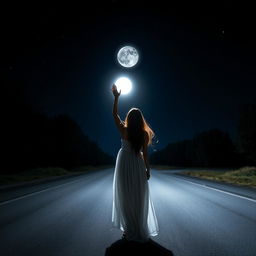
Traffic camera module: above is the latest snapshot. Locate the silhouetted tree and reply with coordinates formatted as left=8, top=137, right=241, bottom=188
left=150, top=129, right=239, bottom=168
left=50, top=114, right=114, bottom=169
left=193, top=129, right=238, bottom=167
left=236, top=103, right=256, bottom=165
left=1, top=77, right=114, bottom=174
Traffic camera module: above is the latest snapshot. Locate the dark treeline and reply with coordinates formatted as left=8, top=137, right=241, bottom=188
left=2, top=76, right=255, bottom=173
left=1, top=77, right=114, bottom=174
left=236, top=103, right=256, bottom=166
left=150, top=103, right=256, bottom=168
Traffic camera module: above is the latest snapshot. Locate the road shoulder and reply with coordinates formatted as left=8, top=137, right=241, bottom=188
left=169, top=172, right=256, bottom=201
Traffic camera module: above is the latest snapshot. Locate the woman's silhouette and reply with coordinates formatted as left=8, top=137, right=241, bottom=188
left=111, top=84, right=159, bottom=243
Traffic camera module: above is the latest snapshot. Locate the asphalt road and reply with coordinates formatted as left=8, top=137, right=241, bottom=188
left=0, top=168, right=256, bottom=256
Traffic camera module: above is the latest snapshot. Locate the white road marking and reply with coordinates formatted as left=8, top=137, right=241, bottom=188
left=1, top=171, right=255, bottom=206
left=173, top=175, right=256, bottom=203
left=0, top=179, right=83, bottom=206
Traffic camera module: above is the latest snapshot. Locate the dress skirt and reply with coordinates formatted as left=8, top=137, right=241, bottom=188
left=112, top=138, right=159, bottom=242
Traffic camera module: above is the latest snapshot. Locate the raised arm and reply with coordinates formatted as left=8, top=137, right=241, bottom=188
left=112, top=84, right=124, bottom=134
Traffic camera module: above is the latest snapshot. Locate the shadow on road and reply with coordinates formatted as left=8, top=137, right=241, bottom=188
left=105, top=238, right=174, bottom=256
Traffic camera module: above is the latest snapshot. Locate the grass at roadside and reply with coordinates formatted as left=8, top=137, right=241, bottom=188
left=182, top=166, right=256, bottom=188
left=151, top=165, right=188, bottom=170
left=0, top=165, right=114, bottom=186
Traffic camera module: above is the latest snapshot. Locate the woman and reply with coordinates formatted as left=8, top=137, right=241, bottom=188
left=111, top=84, right=159, bottom=243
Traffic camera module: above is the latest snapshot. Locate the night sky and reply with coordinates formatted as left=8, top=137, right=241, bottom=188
left=2, top=2, right=256, bottom=158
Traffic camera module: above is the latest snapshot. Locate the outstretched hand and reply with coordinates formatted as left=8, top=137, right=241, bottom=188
left=112, top=84, right=121, bottom=98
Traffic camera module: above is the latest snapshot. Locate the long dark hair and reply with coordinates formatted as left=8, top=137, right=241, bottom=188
left=124, top=108, right=154, bottom=155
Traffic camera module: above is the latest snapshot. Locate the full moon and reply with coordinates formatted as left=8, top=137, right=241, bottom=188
left=117, top=46, right=139, bottom=68
left=115, top=77, right=132, bottom=95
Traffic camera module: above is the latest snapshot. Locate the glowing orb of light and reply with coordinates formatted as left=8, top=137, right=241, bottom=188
left=115, top=77, right=132, bottom=95
left=117, top=46, right=139, bottom=68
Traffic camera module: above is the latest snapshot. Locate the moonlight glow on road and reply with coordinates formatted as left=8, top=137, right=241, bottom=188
left=115, top=77, right=132, bottom=95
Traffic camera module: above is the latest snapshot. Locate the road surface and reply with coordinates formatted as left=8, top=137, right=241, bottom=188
left=0, top=168, right=256, bottom=256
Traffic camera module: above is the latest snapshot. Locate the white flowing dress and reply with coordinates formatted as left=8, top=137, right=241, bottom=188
left=112, top=138, right=159, bottom=242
